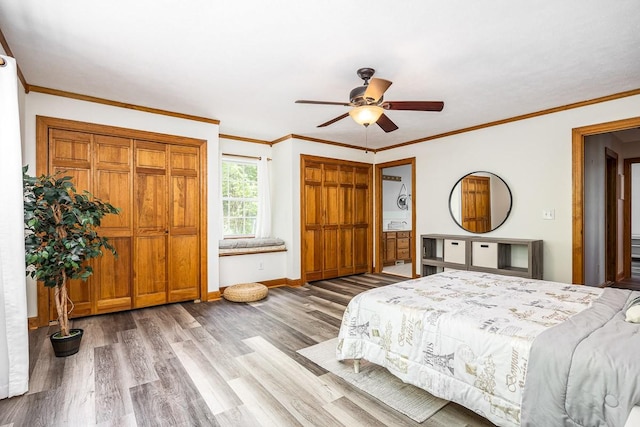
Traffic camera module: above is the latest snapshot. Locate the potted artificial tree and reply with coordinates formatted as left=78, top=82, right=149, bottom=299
left=23, top=167, right=119, bottom=357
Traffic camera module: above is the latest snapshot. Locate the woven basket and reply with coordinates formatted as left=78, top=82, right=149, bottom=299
left=223, top=282, right=268, bottom=302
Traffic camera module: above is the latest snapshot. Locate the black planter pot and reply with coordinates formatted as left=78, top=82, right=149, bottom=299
left=50, top=328, right=84, bottom=357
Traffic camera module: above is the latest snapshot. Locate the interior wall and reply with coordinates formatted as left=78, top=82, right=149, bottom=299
left=22, top=92, right=220, bottom=317
left=376, top=94, right=640, bottom=283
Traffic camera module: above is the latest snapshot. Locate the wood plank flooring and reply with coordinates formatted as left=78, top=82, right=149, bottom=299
left=0, top=274, right=494, bottom=427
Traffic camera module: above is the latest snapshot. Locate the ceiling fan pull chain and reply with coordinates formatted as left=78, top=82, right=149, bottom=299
left=365, top=126, right=369, bottom=154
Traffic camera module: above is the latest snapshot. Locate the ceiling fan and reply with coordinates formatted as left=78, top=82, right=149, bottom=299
left=295, top=67, right=444, bottom=133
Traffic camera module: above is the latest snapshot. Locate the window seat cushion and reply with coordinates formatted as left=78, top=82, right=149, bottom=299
left=219, top=238, right=286, bottom=256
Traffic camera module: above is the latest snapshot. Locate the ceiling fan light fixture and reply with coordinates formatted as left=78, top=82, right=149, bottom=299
left=349, top=105, right=384, bottom=127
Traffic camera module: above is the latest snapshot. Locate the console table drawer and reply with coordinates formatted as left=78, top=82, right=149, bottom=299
left=444, top=239, right=466, bottom=264
left=472, top=241, right=498, bottom=268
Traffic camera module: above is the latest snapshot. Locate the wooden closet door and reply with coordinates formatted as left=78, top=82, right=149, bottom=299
left=301, top=156, right=372, bottom=283
left=302, top=161, right=324, bottom=282
left=48, top=129, right=93, bottom=318
left=93, top=135, right=133, bottom=314
left=353, top=166, right=370, bottom=273
left=134, top=141, right=168, bottom=308
left=36, top=117, right=207, bottom=326
left=338, top=166, right=355, bottom=276
left=167, top=145, right=200, bottom=302
left=323, top=164, right=340, bottom=278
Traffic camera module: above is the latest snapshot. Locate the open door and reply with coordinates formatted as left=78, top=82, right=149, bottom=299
left=605, top=148, right=618, bottom=285
left=623, top=158, right=640, bottom=282
left=571, top=116, right=640, bottom=285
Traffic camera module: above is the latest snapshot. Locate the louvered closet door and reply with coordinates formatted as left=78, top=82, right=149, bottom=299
left=134, top=141, right=169, bottom=308
left=167, top=145, right=200, bottom=302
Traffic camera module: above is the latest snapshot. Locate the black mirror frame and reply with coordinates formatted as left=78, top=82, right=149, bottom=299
left=448, top=171, right=513, bottom=234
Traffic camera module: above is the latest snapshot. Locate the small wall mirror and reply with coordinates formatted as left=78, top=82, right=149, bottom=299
left=449, top=171, right=512, bottom=233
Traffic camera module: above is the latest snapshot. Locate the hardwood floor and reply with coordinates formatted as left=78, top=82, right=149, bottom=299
left=0, top=274, right=494, bottom=427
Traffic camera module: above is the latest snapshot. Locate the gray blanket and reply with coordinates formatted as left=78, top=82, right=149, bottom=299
left=521, top=288, right=640, bottom=427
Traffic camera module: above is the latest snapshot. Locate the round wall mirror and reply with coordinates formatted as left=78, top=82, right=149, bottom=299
left=449, top=171, right=512, bottom=233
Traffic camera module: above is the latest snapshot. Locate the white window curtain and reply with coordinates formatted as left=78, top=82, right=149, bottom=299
left=0, top=55, right=29, bottom=399
left=254, top=157, right=272, bottom=238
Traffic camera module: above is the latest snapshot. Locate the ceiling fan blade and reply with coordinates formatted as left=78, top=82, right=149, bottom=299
left=363, top=78, right=392, bottom=102
left=382, top=101, right=444, bottom=111
left=296, top=100, right=351, bottom=106
left=318, top=112, right=350, bottom=128
left=376, top=113, right=399, bottom=133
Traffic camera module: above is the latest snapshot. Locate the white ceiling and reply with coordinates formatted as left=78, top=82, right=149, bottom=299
left=1, top=1, right=639, bottom=150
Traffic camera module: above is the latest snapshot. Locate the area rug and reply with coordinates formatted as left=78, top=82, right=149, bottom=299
left=297, top=338, right=449, bottom=423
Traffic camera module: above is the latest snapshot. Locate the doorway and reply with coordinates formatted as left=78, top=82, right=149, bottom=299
left=572, top=116, right=640, bottom=285
left=375, top=158, right=416, bottom=278
left=623, top=158, right=640, bottom=285
left=605, top=148, right=618, bottom=285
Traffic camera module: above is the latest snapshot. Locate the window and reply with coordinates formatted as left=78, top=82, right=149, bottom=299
left=221, top=159, right=258, bottom=237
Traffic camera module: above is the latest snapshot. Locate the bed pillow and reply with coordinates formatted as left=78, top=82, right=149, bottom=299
left=625, top=296, right=640, bottom=323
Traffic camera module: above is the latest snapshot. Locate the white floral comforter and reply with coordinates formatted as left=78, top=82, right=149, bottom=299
left=336, top=270, right=603, bottom=427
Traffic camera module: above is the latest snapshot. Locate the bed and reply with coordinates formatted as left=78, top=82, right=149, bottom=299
left=336, top=270, right=640, bottom=427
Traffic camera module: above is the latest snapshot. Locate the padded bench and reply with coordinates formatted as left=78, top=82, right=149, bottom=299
left=219, top=237, right=286, bottom=256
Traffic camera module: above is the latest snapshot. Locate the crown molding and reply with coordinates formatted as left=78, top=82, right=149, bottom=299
left=219, top=133, right=272, bottom=145
left=376, top=87, right=640, bottom=152
left=270, top=133, right=377, bottom=152
left=29, top=85, right=219, bottom=125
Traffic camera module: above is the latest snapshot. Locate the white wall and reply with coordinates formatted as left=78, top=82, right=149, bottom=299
left=376, top=94, right=640, bottom=283
left=23, top=92, right=220, bottom=316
